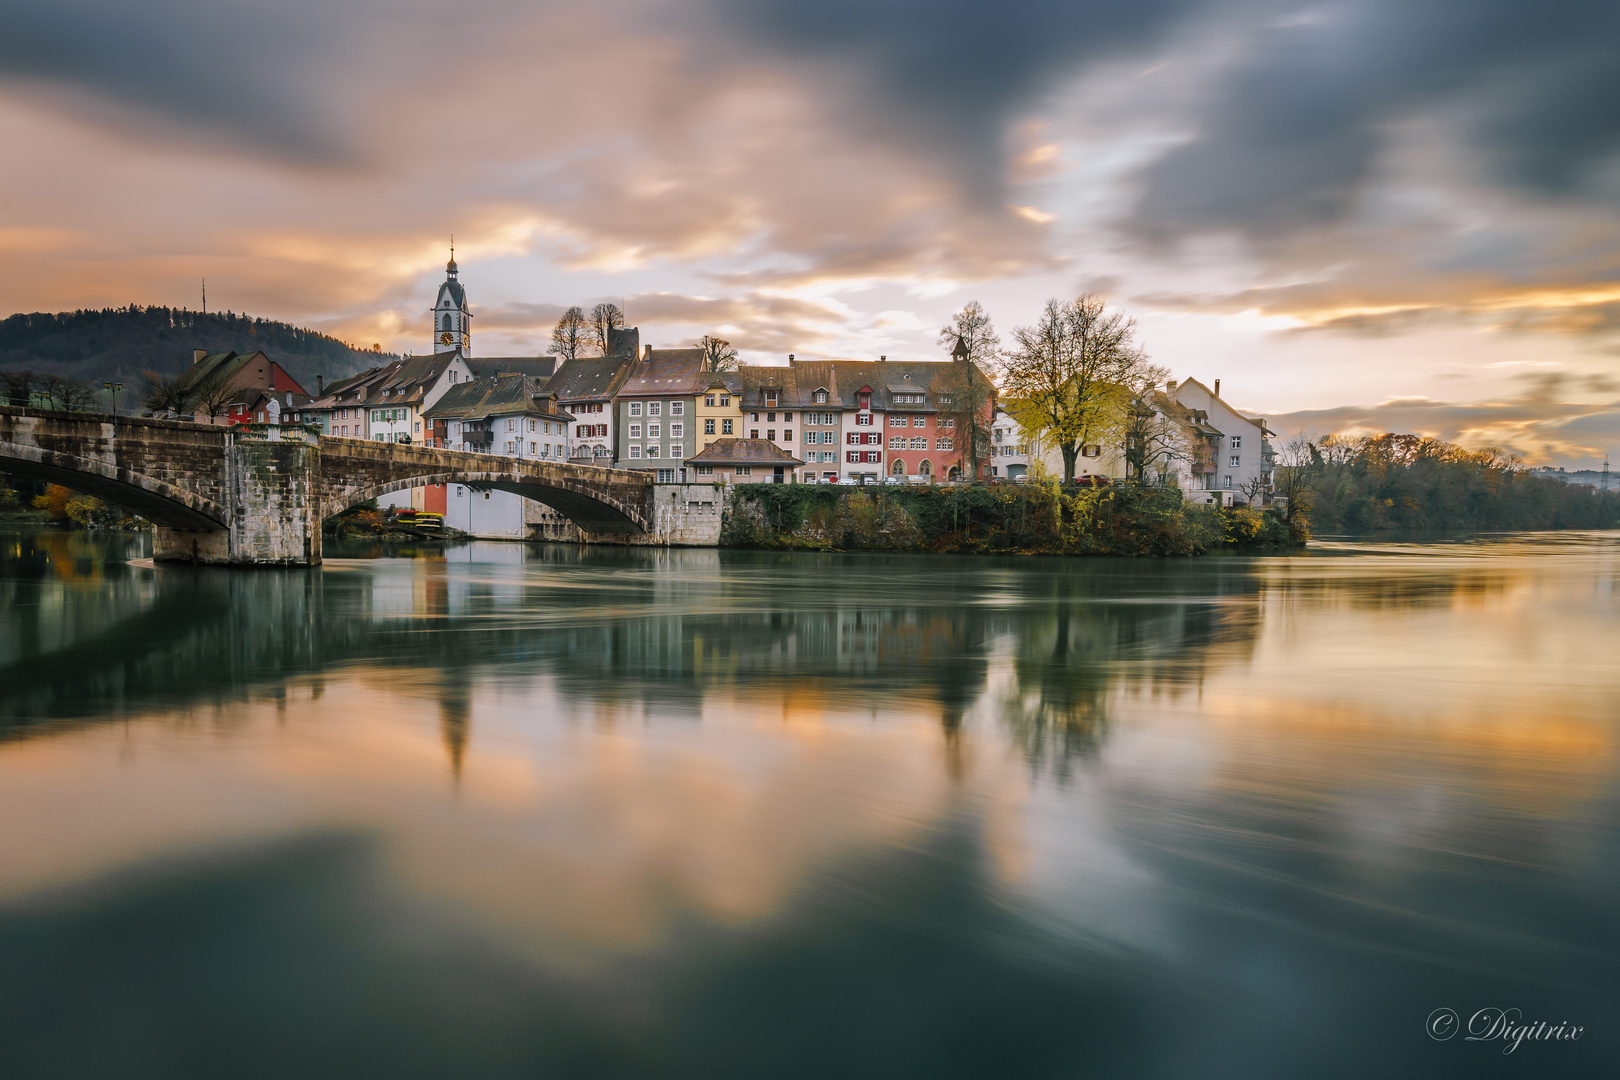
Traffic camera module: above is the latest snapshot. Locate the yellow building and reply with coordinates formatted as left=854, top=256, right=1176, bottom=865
left=695, top=377, right=741, bottom=453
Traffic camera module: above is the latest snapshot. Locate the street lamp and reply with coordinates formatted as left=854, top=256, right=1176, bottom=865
left=103, top=381, right=123, bottom=415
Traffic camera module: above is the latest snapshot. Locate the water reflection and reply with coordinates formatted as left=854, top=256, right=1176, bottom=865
left=0, top=529, right=1616, bottom=1079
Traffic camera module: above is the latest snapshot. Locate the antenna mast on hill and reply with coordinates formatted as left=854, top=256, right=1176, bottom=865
left=202, top=278, right=207, bottom=316
left=1603, top=453, right=1611, bottom=493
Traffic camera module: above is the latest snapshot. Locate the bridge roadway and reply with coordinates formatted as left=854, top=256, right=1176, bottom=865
left=0, top=406, right=655, bottom=565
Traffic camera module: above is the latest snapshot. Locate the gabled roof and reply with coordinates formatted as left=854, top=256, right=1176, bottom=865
left=422, top=375, right=574, bottom=423
left=618, top=348, right=707, bottom=397
left=465, top=356, right=555, bottom=380
left=1171, top=378, right=1267, bottom=432
left=685, top=438, right=804, bottom=466
left=435, top=278, right=467, bottom=310
left=304, top=363, right=398, bottom=409
left=546, top=352, right=638, bottom=401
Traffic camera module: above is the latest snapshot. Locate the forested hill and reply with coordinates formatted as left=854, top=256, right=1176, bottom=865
left=0, top=306, right=395, bottom=392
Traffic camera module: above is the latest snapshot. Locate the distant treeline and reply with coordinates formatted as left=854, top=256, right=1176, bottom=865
left=1279, top=433, right=1619, bottom=533
left=0, top=305, right=392, bottom=394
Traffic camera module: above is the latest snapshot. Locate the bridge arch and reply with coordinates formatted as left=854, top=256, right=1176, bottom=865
left=0, top=442, right=229, bottom=530
left=323, top=470, right=650, bottom=535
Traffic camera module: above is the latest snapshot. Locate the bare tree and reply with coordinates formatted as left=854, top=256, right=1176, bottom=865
left=195, top=378, right=238, bottom=421
left=699, top=335, right=739, bottom=372
left=1117, top=368, right=1185, bottom=482
left=59, top=379, right=98, bottom=412
left=933, top=353, right=997, bottom=482
left=588, top=302, right=624, bottom=356
left=1271, top=432, right=1318, bottom=523
left=1, top=369, right=33, bottom=407
left=141, top=369, right=193, bottom=416
left=1001, top=294, right=1150, bottom=482
left=551, top=306, right=588, bottom=363
left=39, top=374, right=69, bottom=409
left=936, top=300, right=1002, bottom=376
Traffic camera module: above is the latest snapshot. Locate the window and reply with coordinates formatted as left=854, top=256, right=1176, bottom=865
left=938, top=418, right=955, bottom=429
left=813, top=390, right=828, bottom=404
left=529, top=441, right=537, bottom=454
left=890, top=415, right=907, bottom=427
left=856, top=413, right=873, bottom=426
left=1230, top=455, right=1241, bottom=467
left=784, top=429, right=792, bottom=442
left=505, top=441, right=514, bottom=453
left=646, top=445, right=660, bottom=458
left=766, top=430, right=775, bottom=441
left=722, top=419, right=733, bottom=434
left=442, top=314, right=452, bottom=331
left=1082, top=445, right=1101, bottom=458
left=629, top=424, right=642, bottom=439
left=1224, top=475, right=1233, bottom=488
left=705, top=418, right=715, bottom=434
left=719, top=396, right=729, bottom=407
left=750, top=429, right=759, bottom=439
left=892, top=459, right=905, bottom=476
left=705, top=395, right=716, bottom=407
left=937, top=437, right=953, bottom=450
left=751, top=412, right=759, bottom=422
left=909, top=437, right=926, bottom=450
left=670, top=422, right=683, bottom=438
left=630, top=445, right=642, bottom=458
left=670, top=443, right=683, bottom=458
left=919, top=460, right=932, bottom=478
left=765, top=392, right=779, bottom=407
left=648, top=424, right=661, bottom=439
left=629, top=402, right=642, bottom=416
left=846, top=450, right=860, bottom=463
left=735, top=466, right=752, bottom=477
left=670, top=401, right=683, bottom=416
left=695, top=465, right=713, bottom=475
left=1230, top=436, right=1242, bottom=449
left=648, top=401, right=661, bottom=416
left=656, top=468, right=676, bottom=483
left=847, top=432, right=859, bottom=444
left=858, top=393, right=871, bottom=409
left=782, top=412, right=792, bottom=422
left=766, top=412, right=776, bottom=423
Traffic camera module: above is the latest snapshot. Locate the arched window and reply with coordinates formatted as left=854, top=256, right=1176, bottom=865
left=919, top=460, right=932, bottom=478
left=441, top=313, right=452, bottom=332
left=891, top=459, right=905, bottom=476
left=948, top=465, right=962, bottom=481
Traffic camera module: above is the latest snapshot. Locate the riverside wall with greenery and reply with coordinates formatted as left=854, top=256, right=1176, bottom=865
left=720, top=482, right=1300, bottom=556
left=1280, top=434, right=1619, bottom=533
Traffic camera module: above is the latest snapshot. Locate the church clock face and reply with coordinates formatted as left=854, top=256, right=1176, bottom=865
left=439, top=332, right=453, bottom=346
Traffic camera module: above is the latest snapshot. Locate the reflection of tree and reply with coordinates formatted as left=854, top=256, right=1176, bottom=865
left=438, top=675, right=470, bottom=782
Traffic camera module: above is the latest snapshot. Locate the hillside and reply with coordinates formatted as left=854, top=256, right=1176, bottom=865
left=0, top=306, right=395, bottom=395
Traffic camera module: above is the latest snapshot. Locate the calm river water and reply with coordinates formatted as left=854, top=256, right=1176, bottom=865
left=0, top=528, right=1616, bottom=1079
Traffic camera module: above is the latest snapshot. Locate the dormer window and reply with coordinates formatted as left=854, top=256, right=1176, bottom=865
left=858, top=392, right=871, bottom=410
left=765, top=390, right=779, bottom=408
left=813, top=389, right=828, bottom=404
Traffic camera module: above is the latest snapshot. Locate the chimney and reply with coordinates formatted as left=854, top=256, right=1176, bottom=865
left=1214, top=379, right=1221, bottom=398
left=1165, top=379, right=1177, bottom=392
left=880, top=355, right=886, bottom=362
left=193, top=349, right=206, bottom=365
left=316, top=375, right=324, bottom=397
left=788, top=353, right=795, bottom=362
left=643, top=344, right=651, bottom=359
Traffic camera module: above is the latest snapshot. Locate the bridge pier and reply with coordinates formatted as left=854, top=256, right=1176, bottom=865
left=155, top=430, right=323, bottom=567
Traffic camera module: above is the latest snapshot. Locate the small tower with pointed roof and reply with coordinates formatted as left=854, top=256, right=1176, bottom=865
left=432, top=242, right=471, bottom=354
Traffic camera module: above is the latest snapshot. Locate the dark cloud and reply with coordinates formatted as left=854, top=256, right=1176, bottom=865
left=715, top=0, right=1197, bottom=199
left=0, top=0, right=379, bottom=159
left=1131, top=0, right=1620, bottom=240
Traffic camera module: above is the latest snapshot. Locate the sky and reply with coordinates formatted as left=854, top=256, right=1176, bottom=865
left=2, top=0, right=1618, bottom=466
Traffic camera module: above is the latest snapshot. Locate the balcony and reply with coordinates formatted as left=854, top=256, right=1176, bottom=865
left=461, top=429, right=493, bottom=449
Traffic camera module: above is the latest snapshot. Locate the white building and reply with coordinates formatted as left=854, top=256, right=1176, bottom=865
left=1161, top=378, right=1275, bottom=505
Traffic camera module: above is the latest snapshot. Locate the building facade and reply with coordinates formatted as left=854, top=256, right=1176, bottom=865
left=616, top=347, right=706, bottom=482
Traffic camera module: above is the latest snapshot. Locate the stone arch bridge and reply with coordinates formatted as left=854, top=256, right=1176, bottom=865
left=0, top=407, right=654, bottom=565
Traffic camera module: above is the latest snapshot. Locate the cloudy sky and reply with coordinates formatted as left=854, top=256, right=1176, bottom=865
left=4, top=0, right=1619, bottom=464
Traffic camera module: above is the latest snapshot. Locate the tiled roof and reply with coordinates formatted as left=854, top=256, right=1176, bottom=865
left=619, top=348, right=707, bottom=396
left=465, top=356, right=555, bottom=379
left=422, top=375, right=574, bottom=422
left=547, top=353, right=637, bottom=400
left=685, top=438, right=804, bottom=466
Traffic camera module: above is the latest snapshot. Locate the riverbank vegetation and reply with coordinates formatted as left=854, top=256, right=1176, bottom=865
left=721, top=482, right=1298, bottom=556
left=1275, top=433, right=1619, bottom=533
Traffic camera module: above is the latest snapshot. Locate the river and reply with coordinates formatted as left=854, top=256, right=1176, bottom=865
left=0, top=528, right=1615, bottom=1079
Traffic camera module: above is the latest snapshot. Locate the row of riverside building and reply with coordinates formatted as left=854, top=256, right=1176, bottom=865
left=249, top=257, right=1274, bottom=535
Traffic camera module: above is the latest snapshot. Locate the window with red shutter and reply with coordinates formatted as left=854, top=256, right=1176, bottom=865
left=846, top=450, right=859, bottom=463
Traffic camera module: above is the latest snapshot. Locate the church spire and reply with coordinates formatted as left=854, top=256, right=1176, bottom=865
left=433, top=239, right=470, bottom=354
left=447, top=236, right=457, bottom=277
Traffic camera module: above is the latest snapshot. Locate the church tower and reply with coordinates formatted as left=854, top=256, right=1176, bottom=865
left=433, top=245, right=471, bottom=354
